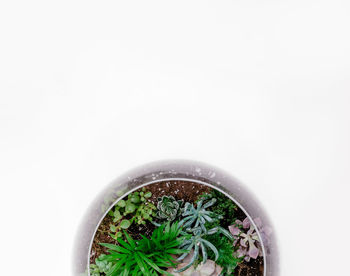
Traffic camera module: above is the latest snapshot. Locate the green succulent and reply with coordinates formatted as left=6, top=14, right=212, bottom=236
left=89, top=254, right=113, bottom=276
left=108, top=188, right=156, bottom=239
left=179, top=198, right=221, bottom=232
left=197, top=190, right=238, bottom=228
left=195, top=191, right=242, bottom=274
left=176, top=226, right=233, bottom=273
left=156, top=195, right=184, bottom=221
left=175, top=197, right=234, bottom=273
left=204, top=231, right=242, bottom=275
left=99, top=222, right=188, bottom=276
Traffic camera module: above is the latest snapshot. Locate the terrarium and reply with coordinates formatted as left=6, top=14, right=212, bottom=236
left=73, top=160, right=278, bottom=276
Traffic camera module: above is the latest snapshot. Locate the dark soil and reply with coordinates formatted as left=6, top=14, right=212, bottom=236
left=234, top=257, right=264, bottom=276
left=127, top=220, right=156, bottom=240
left=90, top=215, right=115, bottom=264
left=146, top=180, right=211, bottom=206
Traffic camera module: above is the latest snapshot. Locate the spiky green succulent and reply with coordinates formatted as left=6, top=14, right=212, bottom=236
left=176, top=198, right=234, bottom=273
left=176, top=226, right=233, bottom=273
left=156, top=195, right=184, bottom=221
left=179, top=198, right=221, bottom=232
left=99, top=222, right=188, bottom=276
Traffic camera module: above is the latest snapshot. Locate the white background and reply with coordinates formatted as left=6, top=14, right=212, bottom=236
left=0, top=0, right=349, bottom=275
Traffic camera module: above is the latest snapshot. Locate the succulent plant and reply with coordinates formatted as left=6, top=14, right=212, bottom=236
left=179, top=198, right=221, bottom=232
left=108, top=188, right=156, bottom=239
left=251, top=217, right=272, bottom=252
left=204, top=230, right=241, bottom=275
left=157, top=195, right=184, bottom=221
left=175, top=198, right=234, bottom=272
left=89, top=254, right=113, bottom=276
left=228, top=217, right=263, bottom=262
left=195, top=260, right=223, bottom=276
left=99, top=222, right=188, bottom=276
left=177, top=226, right=233, bottom=272
left=165, top=257, right=223, bottom=276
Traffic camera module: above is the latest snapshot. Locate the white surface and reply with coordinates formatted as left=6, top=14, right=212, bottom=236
left=0, top=0, right=349, bottom=275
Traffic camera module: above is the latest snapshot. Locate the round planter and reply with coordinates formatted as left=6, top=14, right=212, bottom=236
left=73, top=160, right=279, bottom=276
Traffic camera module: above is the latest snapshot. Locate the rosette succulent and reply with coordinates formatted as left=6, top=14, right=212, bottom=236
left=179, top=198, right=221, bottom=232
left=157, top=195, right=184, bottom=221
left=228, top=217, right=263, bottom=262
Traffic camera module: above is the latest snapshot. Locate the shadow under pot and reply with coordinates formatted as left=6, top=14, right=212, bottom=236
left=73, top=160, right=279, bottom=276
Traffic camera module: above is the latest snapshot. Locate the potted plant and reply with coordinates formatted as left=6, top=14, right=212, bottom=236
left=74, top=160, right=278, bottom=276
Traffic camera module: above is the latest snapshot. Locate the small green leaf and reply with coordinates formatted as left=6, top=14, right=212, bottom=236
left=120, top=219, right=131, bottom=229
left=110, top=224, right=117, bottom=232
left=131, top=195, right=140, bottom=203
left=125, top=202, right=136, bottom=213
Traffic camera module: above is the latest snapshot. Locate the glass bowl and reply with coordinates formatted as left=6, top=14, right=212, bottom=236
left=73, top=160, right=279, bottom=276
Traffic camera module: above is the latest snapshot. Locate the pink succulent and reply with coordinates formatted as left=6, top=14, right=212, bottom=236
left=228, top=217, right=265, bottom=262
